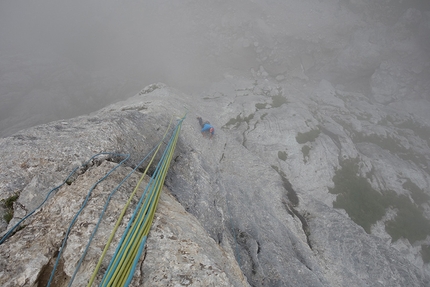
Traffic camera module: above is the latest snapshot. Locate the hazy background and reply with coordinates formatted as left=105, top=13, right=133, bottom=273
left=1, top=0, right=429, bottom=137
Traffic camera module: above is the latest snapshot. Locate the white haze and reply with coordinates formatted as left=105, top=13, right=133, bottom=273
left=0, top=0, right=429, bottom=137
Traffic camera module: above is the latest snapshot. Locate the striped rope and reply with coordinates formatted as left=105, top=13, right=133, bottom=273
left=99, top=115, right=185, bottom=287
left=67, top=138, right=166, bottom=287
left=0, top=114, right=185, bottom=287
left=85, top=117, right=175, bottom=287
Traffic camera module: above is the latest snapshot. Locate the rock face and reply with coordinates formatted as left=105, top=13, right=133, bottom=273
left=0, top=86, right=250, bottom=287
left=1, top=1, right=430, bottom=287
left=0, top=161, right=247, bottom=287
left=1, top=78, right=430, bottom=286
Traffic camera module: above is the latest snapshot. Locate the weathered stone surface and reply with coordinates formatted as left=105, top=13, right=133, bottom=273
left=308, top=199, right=426, bottom=287
left=0, top=157, right=248, bottom=287
left=1, top=1, right=430, bottom=287
left=1, top=80, right=429, bottom=286
left=141, top=186, right=249, bottom=287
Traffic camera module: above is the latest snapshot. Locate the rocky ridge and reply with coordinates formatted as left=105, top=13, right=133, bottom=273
left=1, top=1, right=430, bottom=286
left=0, top=78, right=429, bottom=286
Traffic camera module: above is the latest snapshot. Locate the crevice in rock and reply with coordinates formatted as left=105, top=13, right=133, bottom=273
left=271, top=165, right=299, bottom=206
left=282, top=198, right=312, bottom=250
left=241, top=113, right=255, bottom=148
left=36, top=251, right=70, bottom=287
left=242, top=127, right=249, bottom=147
left=318, top=125, right=342, bottom=151
left=66, top=164, right=89, bottom=185
left=138, top=247, right=147, bottom=285
left=219, top=143, right=227, bottom=163
left=141, top=245, right=148, bottom=263
left=173, top=154, right=180, bottom=162
left=222, top=112, right=255, bottom=148
left=66, top=156, right=106, bottom=185
left=235, top=229, right=261, bottom=279
left=217, top=232, right=223, bottom=244
left=219, top=152, right=225, bottom=163
left=291, top=207, right=312, bottom=250
left=281, top=197, right=294, bottom=217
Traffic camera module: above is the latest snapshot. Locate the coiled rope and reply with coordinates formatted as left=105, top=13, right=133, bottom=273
left=98, top=115, right=185, bottom=287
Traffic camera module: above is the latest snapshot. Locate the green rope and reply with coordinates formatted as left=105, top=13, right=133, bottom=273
left=86, top=117, right=175, bottom=287
left=68, top=141, right=163, bottom=287
left=99, top=115, right=185, bottom=287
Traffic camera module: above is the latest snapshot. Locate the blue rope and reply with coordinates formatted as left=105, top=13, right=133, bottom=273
left=47, top=152, right=130, bottom=287
left=123, top=117, right=184, bottom=287
left=1, top=116, right=187, bottom=286
left=124, top=236, right=147, bottom=286
left=0, top=152, right=111, bottom=245
left=99, top=120, right=181, bottom=286
left=100, top=122, right=176, bottom=286
left=67, top=143, right=162, bottom=287
left=99, top=150, right=166, bottom=286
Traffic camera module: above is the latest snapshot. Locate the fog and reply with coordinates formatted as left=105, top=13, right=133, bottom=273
left=0, top=1, right=230, bottom=92
left=1, top=0, right=429, bottom=137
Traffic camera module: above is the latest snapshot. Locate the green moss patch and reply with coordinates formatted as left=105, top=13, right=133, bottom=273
left=271, top=94, right=288, bottom=108
left=3, top=211, right=13, bottom=223
left=278, top=151, right=287, bottom=161
left=396, top=118, right=430, bottom=146
left=1, top=194, right=19, bottom=223
left=422, top=244, right=430, bottom=264
left=223, top=113, right=255, bottom=129
left=330, top=158, right=430, bottom=247
left=255, top=103, right=268, bottom=110
left=353, top=133, right=404, bottom=154
left=385, top=194, right=430, bottom=243
left=255, top=94, right=287, bottom=110
left=261, top=113, right=268, bottom=120
left=402, top=179, right=430, bottom=204
left=301, top=145, right=311, bottom=163
left=296, top=129, right=320, bottom=144
left=224, top=115, right=242, bottom=128
left=329, top=158, right=387, bottom=233
left=352, top=132, right=428, bottom=172
left=3, top=194, right=19, bottom=209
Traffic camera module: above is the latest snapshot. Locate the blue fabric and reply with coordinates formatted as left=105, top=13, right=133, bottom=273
left=201, top=123, right=214, bottom=134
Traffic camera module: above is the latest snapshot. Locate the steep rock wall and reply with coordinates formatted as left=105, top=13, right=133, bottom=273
left=1, top=82, right=429, bottom=286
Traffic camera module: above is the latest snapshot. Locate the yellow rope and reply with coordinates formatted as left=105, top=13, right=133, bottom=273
left=86, top=117, right=174, bottom=287
left=100, top=115, right=183, bottom=286
left=105, top=118, right=182, bottom=286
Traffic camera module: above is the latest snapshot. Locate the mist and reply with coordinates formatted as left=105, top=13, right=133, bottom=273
left=1, top=0, right=429, bottom=137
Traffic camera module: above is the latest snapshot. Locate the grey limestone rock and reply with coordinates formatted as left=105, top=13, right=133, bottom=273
left=1, top=81, right=429, bottom=286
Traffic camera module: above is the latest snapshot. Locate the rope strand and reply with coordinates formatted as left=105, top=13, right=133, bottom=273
left=100, top=115, right=185, bottom=287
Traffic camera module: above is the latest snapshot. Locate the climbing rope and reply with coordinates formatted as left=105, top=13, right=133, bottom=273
left=85, top=117, right=174, bottom=287
left=99, top=115, right=185, bottom=287
left=0, top=152, right=127, bottom=246
left=46, top=153, right=130, bottom=287
left=0, top=114, right=186, bottom=287
left=67, top=140, right=163, bottom=287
